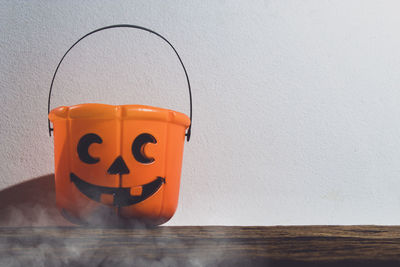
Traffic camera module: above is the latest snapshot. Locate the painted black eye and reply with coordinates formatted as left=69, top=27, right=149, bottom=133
left=132, top=133, right=157, bottom=164
left=77, top=133, right=102, bottom=164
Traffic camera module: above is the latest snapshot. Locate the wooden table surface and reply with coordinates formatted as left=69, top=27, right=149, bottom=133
left=1, top=226, right=400, bottom=266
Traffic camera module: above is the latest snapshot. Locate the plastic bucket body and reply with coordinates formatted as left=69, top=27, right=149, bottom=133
left=49, top=103, right=190, bottom=225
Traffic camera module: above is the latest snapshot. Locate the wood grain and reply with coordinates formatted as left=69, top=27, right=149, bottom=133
left=1, top=226, right=400, bottom=266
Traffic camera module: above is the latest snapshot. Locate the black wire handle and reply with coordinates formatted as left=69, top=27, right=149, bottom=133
left=48, top=24, right=192, bottom=141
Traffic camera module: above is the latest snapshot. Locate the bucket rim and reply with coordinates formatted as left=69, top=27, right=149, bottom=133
left=49, top=103, right=190, bottom=128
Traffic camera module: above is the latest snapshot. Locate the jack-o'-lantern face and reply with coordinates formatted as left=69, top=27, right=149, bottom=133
left=71, top=133, right=164, bottom=207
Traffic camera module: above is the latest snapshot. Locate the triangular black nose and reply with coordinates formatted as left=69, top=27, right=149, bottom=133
left=107, top=156, right=130, bottom=175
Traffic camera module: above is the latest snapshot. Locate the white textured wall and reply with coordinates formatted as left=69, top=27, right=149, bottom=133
left=2, top=0, right=400, bottom=225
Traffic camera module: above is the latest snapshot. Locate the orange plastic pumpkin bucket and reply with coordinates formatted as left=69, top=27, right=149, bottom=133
left=47, top=25, right=192, bottom=226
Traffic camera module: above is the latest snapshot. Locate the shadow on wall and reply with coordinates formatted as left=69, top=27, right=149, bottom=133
left=0, top=174, right=74, bottom=227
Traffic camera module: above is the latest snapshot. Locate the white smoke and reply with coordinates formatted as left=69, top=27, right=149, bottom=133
left=0, top=175, right=247, bottom=267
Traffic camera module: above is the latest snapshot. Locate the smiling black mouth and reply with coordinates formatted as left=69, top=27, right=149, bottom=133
left=70, top=173, right=165, bottom=207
